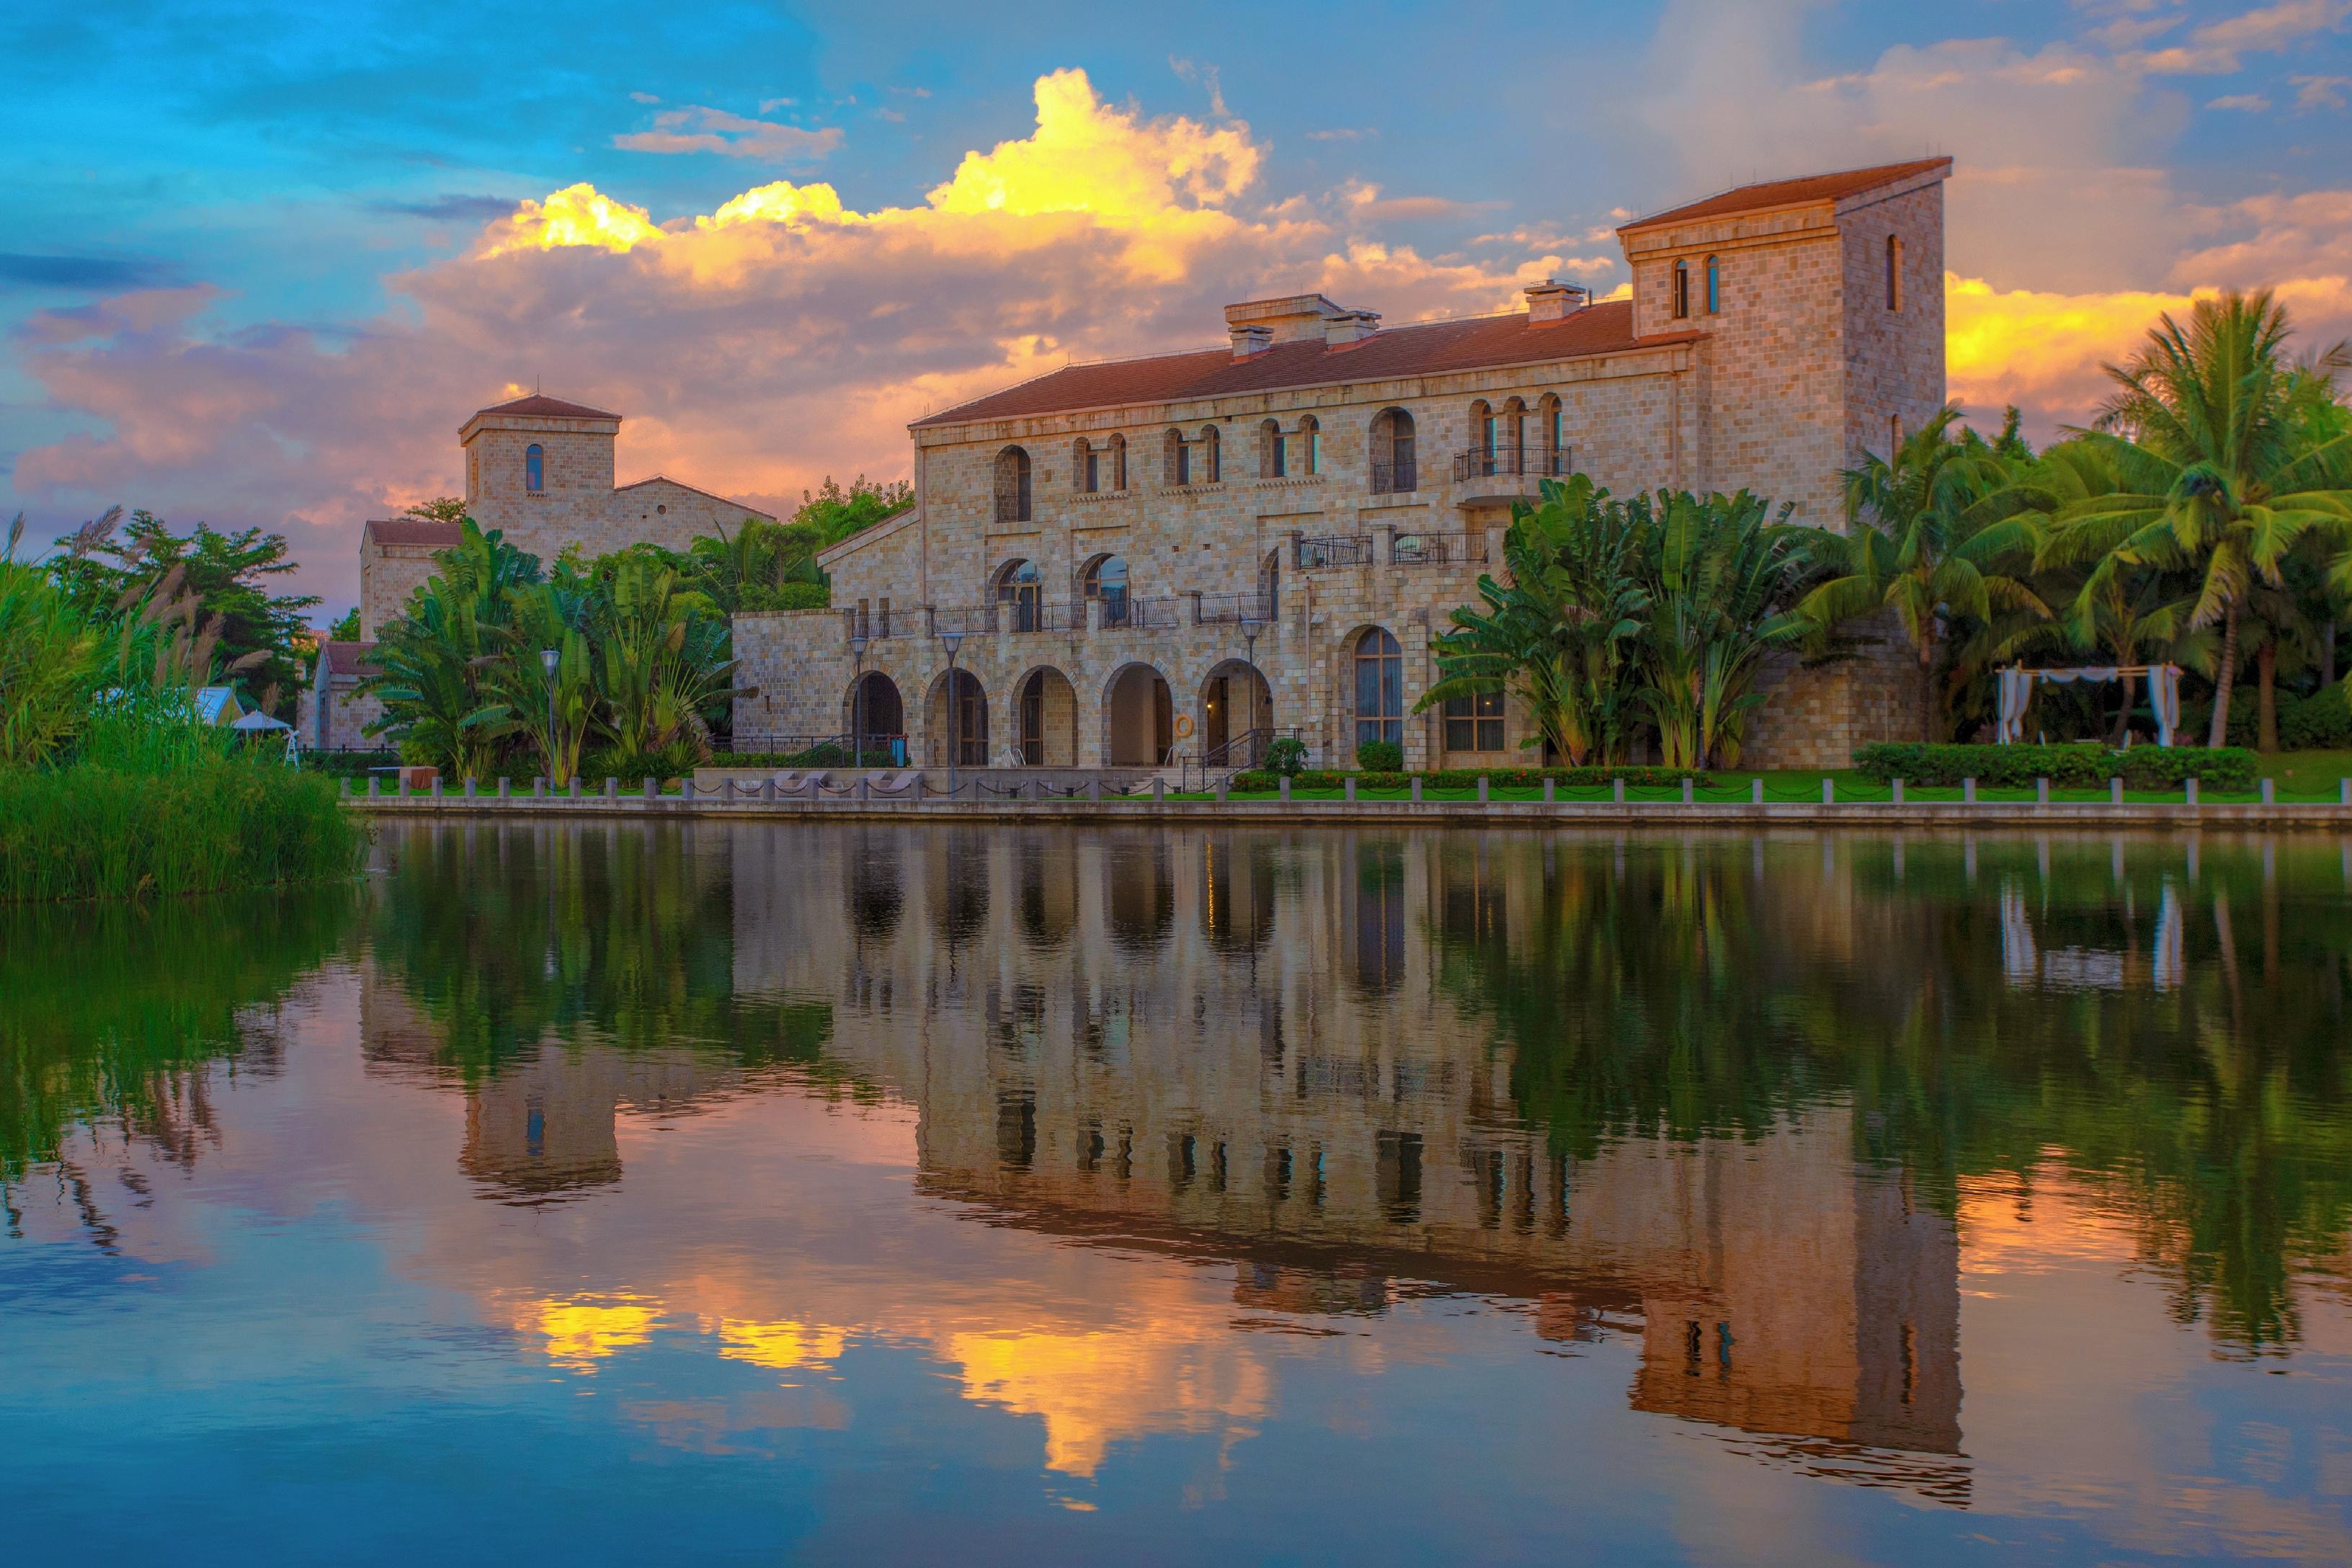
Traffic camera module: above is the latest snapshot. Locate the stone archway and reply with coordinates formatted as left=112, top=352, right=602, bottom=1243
left=1102, top=662, right=1175, bottom=767
left=1014, top=666, right=1078, bottom=767
left=1198, top=659, right=1275, bottom=767
left=925, top=668, right=989, bottom=767
left=847, top=671, right=905, bottom=765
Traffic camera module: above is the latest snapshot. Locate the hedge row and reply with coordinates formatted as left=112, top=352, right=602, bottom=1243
left=1229, top=765, right=1708, bottom=792
left=2191, top=683, right=2352, bottom=751
left=1852, top=742, right=2259, bottom=792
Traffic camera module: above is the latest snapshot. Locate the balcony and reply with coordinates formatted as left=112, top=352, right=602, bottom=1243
left=1294, top=533, right=1375, bottom=569
left=1369, top=458, right=1418, bottom=494
left=1389, top=531, right=1491, bottom=567
left=1451, top=444, right=1573, bottom=484
left=843, top=605, right=907, bottom=643
left=1193, top=589, right=1278, bottom=625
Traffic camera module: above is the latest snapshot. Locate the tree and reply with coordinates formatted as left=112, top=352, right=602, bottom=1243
left=1796, top=406, right=2046, bottom=741
left=327, top=607, right=361, bottom=642
left=402, top=497, right=471, bottom=525
left=48, top=509, right=320, bottom=718
left=690, top=478, right=912, bottom=615
left=1637, top=489, right=1814, bottom=767
left=359, top=522, right=541, bottom=780
left=2039, top=290, right=2352, bottom=747
left=1420, top=476, right=1649, bottom=766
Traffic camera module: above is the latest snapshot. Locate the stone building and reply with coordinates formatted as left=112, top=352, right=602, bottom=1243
left=300, top=391, right=774, bottom=749
left=734, top=159, right=1944, bottom=772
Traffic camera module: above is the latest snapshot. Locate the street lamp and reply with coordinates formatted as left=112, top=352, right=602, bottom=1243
left=540, top=647, right=560, bottom=787
left=850, top=639, right=872, bottom=760
left=1241, top=625, right=1260, bottom=765
left=937, top=629, right=963, bottom=799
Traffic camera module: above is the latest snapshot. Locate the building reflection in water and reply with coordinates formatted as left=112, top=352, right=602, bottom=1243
left=348, top=820, right=2352, bottom=1502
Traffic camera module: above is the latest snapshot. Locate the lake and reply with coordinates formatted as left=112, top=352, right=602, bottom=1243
left=4, top=821, right=2350, bottom=1564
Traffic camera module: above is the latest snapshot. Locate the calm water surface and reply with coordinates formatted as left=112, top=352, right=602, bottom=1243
left=4, top=821, right=2351, bottom=1564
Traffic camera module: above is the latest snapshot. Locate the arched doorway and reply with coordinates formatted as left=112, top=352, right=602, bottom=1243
left=847, top=671, right=904, bottom=765
left=1015, top=667, right=1077, bottom=767
left=1198, top=659, right=1274, bottom=767
left=1104, top=663, right=1174, bottom=767
left=927, top=669, right=989, bottom=767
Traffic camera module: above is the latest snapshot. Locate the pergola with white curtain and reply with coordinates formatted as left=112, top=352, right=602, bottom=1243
left=1995, top=664, right=2182, bottom=747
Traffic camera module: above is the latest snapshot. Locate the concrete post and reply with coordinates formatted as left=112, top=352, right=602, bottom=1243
left=1822, top=778, right=1835, bottom=805
left=1680, top=778, right=1692, bottom=806
left=533, top=778, right=545, bottom=798
left=340, top=776, right=351, bottom=797
left=1153, top=778, right=1164, bottom=803
left=1280, top=777, right=1292, bottom=801
left=1751, top=778, right=1763, bottom=805
left=1892, top=778, right=1904, bottom=805
left=1613, top=778, right=1625, bottom=804
left=605, top=777, right=618, bottom=802
left=2110, top=777, right=2124, bottom=804
left=1089, top=778, right=1101, bottom=803
left=643, top=776, right=657, bottom=802
left=1543, top=779, right=1554, bottom=803
left=462, top=778, right=475, bottom=800
left=570, top=778, right=581, bottom=800
left=682, top=779, right=695, bottom=804
left=2261, top=778, right=2275, bottom=804
left=1963, top=778, right=1976, bottom=803
left=1347, top=778, right=1358, bottom=801
left=2036, top=778, right=2049, bottom=803
left=762, top=778, right=775, bottom=803
left=1216, top=781, right=1227, bottom=803
left=1410, top=778, right=1423, bottom=802
left=859, top=776, right=871, bottom=801
left=367, top=776, right=379, bottom=798
left=2341, top=778, right=2351, bottom=806
left=1478, top=778, right=1489, bottom=803
left=396, top=773, right=407, bottom=798
left=498, top=777, right=509, bottom=800
left=2186, top=778, right=2199, bottom=806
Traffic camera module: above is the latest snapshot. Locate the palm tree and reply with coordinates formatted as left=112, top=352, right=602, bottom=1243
left=2038, top=290, right=2352, bottom=747
left=360, top=521, right=540, bottom=779
left=1420, top=476, right=1648, bottom=765
left=1795, top=406, right=2046, bottom=741
left=1636, top=489, right=1813, bottom=767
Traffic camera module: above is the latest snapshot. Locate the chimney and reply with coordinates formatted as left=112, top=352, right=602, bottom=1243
left=1524, top=280, right=1590, bottom=324
left=1322, top=308, right=1381, bottom=347
left=1229, top=323, right=1273, bottom=360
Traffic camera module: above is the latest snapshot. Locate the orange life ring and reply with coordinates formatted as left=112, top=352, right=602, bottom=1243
left=1172, top=713, right=1195, bottom=739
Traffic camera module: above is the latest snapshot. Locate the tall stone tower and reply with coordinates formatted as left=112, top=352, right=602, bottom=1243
left=1616, top=158, right=1949, bottom=530
left=458, top=393, right=625, bottom=558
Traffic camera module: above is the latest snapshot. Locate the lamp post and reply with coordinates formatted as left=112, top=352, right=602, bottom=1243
left=938, top=629, right=963, bottom=799
left=1241, top=625, right=1260, bottom=765
left=540, top=647, right=560, bottom=787
left=848, top=633, right=869, bottom=767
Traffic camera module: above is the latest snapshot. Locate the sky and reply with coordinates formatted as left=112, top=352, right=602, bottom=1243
left=4, top=0, right=2351, bottom=622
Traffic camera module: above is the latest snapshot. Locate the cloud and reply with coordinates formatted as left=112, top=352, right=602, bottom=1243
left=2132, top=0, right=2349, bottom=74
left=2291, top=72, right=2352, bottom=107
left=0, top=253, right=182, bottom=291
left=613, top=105, right=843, bottom=162
left=12, top=68, right=1549, bottom=607
left=628, top=91, right=660, bottom=104
left=1342, top=184, right=1502, bottom=222
left=2206, top=92, right=2273, bottom=110
left=1306, top=128, right=1376, bottom=142
left=367, top=194, right=524, bottom=222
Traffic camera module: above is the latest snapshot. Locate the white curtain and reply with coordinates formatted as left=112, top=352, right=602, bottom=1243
left=2150, top=664, right=2180, bottom=747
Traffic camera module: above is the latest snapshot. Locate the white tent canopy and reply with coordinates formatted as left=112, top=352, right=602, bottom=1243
left=1995, top=664, right=2180, bottom=747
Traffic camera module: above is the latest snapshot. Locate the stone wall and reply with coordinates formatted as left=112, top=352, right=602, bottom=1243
left=360, top=540, right=445, bottom=641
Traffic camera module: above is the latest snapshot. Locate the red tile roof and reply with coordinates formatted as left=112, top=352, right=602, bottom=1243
left=321, top=640, right=378, bottom=677
left=1619, top=159, right=1952, bottom=233
left=473, top=393, right=623, bottom=421
left=362, top=518, right=464, bottom=548
left=912, top=300, right=1690, bottom=429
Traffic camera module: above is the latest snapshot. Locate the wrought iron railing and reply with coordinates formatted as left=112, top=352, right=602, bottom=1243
left=1295, top=533, right=1375, bottom=569
left=928, top=604, right=997, bottom=637
left=1194, top=589, right=1278, bottom=625
left=1370, top=458, right=1419, bottom=494
left=1452, top=445, right=1572, bottom=482
left=844, top=605, right=905, bottom=642
left=1389, top=531, right=1491, bottom=566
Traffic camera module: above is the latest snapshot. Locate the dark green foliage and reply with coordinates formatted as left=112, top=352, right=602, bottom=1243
left=1853, top=740, right=2259, bottom=790
left=0, top=751, right=366, bottom=901
left=1264, top=736, right=1308, bottom=778
left=579, top=736, right=706, bottom=785
left=2192, top=682, right=2352, bottom=750
left=1353, top=739, right=1404, bottom=772
left=326, top=607, right=361, bottom=642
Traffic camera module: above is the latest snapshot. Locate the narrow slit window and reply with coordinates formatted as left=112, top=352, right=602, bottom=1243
left=525, top=443, right=544, bottom=493
left=1886, top=235, right=1902, bottom=311
left=1672, top=259, right=1690, bottom=320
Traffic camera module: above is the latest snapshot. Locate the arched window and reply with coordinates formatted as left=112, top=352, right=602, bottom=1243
left=1074, top=437, right=1096, bottom=494
left=1353, top=627, right=1403, bottom=751
left=1371, top=408, right=1416, bottom=493
left=1108, top=432, right=1127, bottom=491
left=1260, top=418, right=1285, bottom=478
left=1165, top=427, right=1188, bottom=486
left=1705, top=255, right=1721, bottom=314
left=1538, top=393, right=1564, bottom=477
left=995, top=558, right=1041, bottom=632
left=1886, top=235, right=1902, bottom=311
left=1198, top=424, right=1221, bottom=484
left=1502, top=398, right=1527, bottom=475
left=1671, top=260, right=1690, bottom=320
left=1082, top=553, right=1130, bottom=627
left=1298, top=415, right=1321, bottom=475
left=994, top=446, right=1032, bottom=523
left=524, top=443, right=545, bottom=494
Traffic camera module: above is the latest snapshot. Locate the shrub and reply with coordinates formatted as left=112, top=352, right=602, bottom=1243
left=1852, top=741, right=2258, bottom=792
left=580, top=736, right=706, bottom=786
left=0, top=753, right=366, bottom=902
left=1264, top=736, right=1308, bottom=778
left=1353, top=739, right=1404, bottom=772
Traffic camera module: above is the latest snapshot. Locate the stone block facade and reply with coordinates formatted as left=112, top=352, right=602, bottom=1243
left=729, top=159, right=1952, bottom=773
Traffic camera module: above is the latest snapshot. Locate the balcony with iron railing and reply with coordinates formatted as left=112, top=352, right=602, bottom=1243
left=1389, top=530, right=1491, bottom=567
left=1193, top=589, right=1278, bottom=625
left=1294, top=533, right=1375, bottom=569
left=1369, top=458, right=1418, bottom=494
left=1451, top=444, right=1573, bottom=484
left=843, top=605, right=908, bottom=642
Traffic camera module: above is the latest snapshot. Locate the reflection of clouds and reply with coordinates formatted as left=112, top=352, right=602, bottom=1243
left=526, top=1293, right=663, bottom=1371
left=717, top=1318, right=849, bottom=1376
left=947, top=1322, right=1270, bottom=1478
